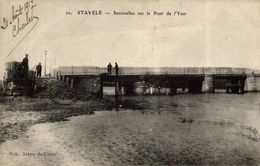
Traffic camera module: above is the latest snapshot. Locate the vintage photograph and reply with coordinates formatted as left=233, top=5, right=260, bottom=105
left=0, top=0, right=260, bottom=165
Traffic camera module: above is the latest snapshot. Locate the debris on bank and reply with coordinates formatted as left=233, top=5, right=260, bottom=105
left=36, top=80, right=92, bottom=101
left=36, top=79, right=116, bottom=109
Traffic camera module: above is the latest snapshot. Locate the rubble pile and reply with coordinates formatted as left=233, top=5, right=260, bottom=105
left=35, top=78, right=57, bottom=93
left=37, top=80, right=92, bottom=100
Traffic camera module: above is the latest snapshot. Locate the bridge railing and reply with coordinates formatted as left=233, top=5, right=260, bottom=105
left=58, top=66, right=102, bottom=75
left=56, top=66, right=253, bottom=76
left=114, top=67, right=250, bottom=75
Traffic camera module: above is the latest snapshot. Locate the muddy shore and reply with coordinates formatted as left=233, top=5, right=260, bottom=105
left=0, top=96, right=114, bottom=144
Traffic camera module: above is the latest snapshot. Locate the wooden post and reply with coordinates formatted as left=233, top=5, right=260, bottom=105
left=70, top=78, right=74, bottom=88
left=99, top=79, right=103, bottom=96
left=115, top=82, right=119, bottom=96
left=66, top=77, right=69, bottom=85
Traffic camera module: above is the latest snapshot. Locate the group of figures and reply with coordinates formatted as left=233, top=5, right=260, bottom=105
left=107, top=62, right=119, bottom=76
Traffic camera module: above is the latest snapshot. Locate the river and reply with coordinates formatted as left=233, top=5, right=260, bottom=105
left=0, top=93, right=260, bottom=165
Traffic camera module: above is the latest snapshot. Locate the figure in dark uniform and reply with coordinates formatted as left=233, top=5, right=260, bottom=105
left=21, top=54, right=29, bottom=77
left=115, top=62, right=119, bottom=76
left=107, top=63, right=112, bottom=75
left=36, top=62, right=42, bottom=77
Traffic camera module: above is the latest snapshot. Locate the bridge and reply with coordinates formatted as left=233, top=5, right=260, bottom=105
left=53, top=66, right=260, bottom=95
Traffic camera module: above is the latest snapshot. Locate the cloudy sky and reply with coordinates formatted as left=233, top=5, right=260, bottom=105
left=0, top=0, right=259, bottom=77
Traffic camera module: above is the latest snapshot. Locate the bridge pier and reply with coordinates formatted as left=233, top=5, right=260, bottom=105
left=245, top=75, right=257, bottom=92
left=202, top=75, right=214, bottom=93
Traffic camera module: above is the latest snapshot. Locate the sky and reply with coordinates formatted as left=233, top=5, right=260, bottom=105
left=0, top=0, right=259, bottom=77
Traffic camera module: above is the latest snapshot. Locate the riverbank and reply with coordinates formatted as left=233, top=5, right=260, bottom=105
left=0, top=79, right=142, bottom=144
left=0, top=96, right=113, bottom=144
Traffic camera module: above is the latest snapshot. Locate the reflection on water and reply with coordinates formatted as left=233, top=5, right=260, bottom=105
left=1, top=94, right=260, bottom=165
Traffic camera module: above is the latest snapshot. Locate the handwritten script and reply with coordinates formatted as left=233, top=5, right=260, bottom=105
left=1, top=0, right=39, bottom=58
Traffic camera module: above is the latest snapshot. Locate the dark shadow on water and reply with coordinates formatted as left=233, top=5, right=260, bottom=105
left=112, top=95, right=147, bottom=111
left=103, top=95, right=181, bottom=112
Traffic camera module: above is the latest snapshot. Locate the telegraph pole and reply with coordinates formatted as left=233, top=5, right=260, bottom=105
left=44, top=50, right=47, bottom=76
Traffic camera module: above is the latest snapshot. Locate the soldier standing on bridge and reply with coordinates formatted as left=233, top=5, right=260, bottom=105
left=115, top=62, right=119, bottom=76
left=107, top=63, right=112, bottom=75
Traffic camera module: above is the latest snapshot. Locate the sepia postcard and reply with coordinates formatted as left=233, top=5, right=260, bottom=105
left=0, top=0, right=260, bottom=165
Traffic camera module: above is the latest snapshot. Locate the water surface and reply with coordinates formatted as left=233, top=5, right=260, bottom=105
left=1, top=94, right=260, bottom=165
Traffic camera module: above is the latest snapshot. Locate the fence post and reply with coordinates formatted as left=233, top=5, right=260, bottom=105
left=70, top=78, right=74, bottom=88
